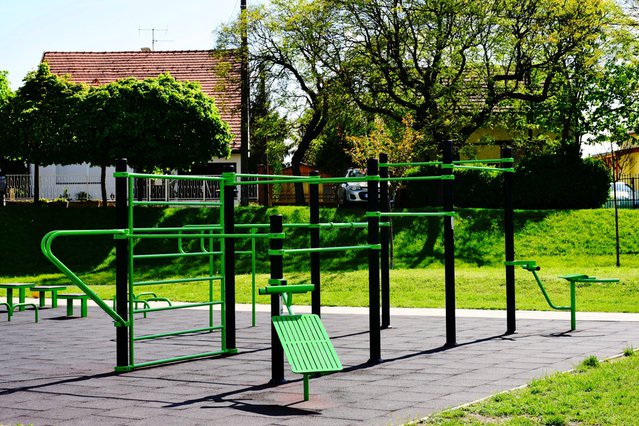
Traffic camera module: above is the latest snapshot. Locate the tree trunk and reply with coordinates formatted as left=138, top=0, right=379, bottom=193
left=100, top=165, right=108, bottom=208
left=291, top=160, right=305, bottom=205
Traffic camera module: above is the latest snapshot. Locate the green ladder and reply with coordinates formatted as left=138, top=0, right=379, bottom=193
left=260, top=282, right=342, bottom=400
left=507, top=260, right=619, bottom=330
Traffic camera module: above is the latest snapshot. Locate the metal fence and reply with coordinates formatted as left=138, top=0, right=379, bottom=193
left=605, top=175, right=639, bottom=209
left=5, top=174, right=259, bottom=204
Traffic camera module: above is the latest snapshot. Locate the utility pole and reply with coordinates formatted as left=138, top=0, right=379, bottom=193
left=240, top=0, right=250, bottom=206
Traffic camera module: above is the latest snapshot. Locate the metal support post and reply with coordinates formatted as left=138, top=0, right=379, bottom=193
left=223, top=166, right=237, bottom=351
left=442, top=141, right=456, bottom=347
left=115, top=159, right=129, bottom=370
left=309, top=171, right=321, bottom=316
left=367, top=158, right=382, bottom=363
left=503, top=147, right=516, bottom=334
left=270, top=214, right=285, bottom=383
left=379, top=153, right=391, bottom=329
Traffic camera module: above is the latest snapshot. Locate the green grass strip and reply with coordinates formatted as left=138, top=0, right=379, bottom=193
left=416, top=351, right=639, bottom=425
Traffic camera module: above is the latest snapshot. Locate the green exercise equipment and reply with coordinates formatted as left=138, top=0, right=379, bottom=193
left=507, top=260, right=619, bottom=330
left=259, top=280, right=342, bottom=401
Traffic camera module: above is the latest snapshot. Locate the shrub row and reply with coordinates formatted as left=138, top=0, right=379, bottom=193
left=398, top=153, right=610, bottom=210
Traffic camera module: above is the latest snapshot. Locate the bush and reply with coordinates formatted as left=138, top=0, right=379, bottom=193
left=513, top=154, right=609, bottom=209
left=395, top=165, right=441, bottom=208
left=397, top=153, right=610, bottom=210
left=397, top=166, right=503, bottom=208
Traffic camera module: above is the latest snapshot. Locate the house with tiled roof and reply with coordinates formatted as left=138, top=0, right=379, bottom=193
left=32, top=50, right=245, bottom=201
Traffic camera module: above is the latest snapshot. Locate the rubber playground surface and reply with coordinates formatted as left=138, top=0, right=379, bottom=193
left=2, top=302, right=639, bottom=425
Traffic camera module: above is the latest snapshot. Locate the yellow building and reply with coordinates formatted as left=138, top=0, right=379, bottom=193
left=594, top=147, right=639, bottom=178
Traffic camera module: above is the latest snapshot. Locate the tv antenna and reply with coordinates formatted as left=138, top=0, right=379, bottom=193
left=138, top=27, right=171, bottom=51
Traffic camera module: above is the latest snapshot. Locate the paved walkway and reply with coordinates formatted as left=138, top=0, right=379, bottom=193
left=2, top=302, right=639, bottom=425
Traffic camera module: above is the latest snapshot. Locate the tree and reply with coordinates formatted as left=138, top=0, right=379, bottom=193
left=0, top=71, right=14, bottom=170
left=248, top=67, right=289, bottom=174
left=346, top=115, right=421, bottom=173
left=1, top=63, right=86, bottom=203
left=327, top=0, right=621, bottom=154
left=78, top=73, right=233, bottom=205
left=218, top=0, right=345, bottom=204
left=0, top=70, right=11, bottom=102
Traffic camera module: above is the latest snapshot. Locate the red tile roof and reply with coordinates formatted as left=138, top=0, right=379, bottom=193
left=42, top=50, right=241, bottom=151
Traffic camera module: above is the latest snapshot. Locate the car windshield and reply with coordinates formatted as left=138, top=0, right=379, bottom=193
left=348, top=169, right=364, bottom=178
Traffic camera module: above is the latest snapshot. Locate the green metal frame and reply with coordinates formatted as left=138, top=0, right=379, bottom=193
left=507, top=260, right=619, bottom=330
left=41, top=172, right=241, bottom=371
left=125, top=172, right=233, bottom=369
left=39, top=160, right=490, bottom=373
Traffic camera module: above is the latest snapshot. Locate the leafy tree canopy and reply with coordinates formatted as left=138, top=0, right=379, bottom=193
left=1, top=63, right=87, bottom=165
left=0, top=70, right=12, bottom=103
left=328, top=0, right=623, bottom=153
left=79, top=73, right=232, bottom=172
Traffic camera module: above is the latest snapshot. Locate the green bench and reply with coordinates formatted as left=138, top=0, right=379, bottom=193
left=58, top=293, right=90, bottom=317
left=507, top=260, right=619, bottom=330
left=260, top=281, right=342, bottom=401
left=30, top=285, right=67, bottom=308
left=0, top=283, right=39, bottom=322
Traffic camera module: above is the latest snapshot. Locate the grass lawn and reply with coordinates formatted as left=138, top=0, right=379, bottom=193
left=416, top=350, right=639, bottom=425
left=2, top=255, right=638, bottom=313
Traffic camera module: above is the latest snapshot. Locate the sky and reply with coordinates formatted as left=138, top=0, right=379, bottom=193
left=1, top=0, right=253, bottom=90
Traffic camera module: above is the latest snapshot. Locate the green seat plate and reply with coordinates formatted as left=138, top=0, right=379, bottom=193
left=558, top=274, right=590, bottom=281
left=559, top=274, right=619, bottom=283
left=272, top=314, right=342, bottom=374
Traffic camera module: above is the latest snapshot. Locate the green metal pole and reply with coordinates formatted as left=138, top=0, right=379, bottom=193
left=209, top=229, right=215, bottom=330
left=127, top=175, right=136, bottom=370
left=379, top=153, right=391, bottom=329
left=570, top=281, right=576, bottom=331
left=251, top=228, right=257, bottom=327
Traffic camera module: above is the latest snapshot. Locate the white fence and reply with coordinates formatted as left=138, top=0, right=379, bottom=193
left=5, top=174, right=259, bottom=203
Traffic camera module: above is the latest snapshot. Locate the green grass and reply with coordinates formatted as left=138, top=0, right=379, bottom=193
left=416, top=351, right=639, bottom=425
left=4, top=205, right=639, bottom=277
left=2, top=205, right=639, bottom=313
left=4, top=256, right=638, bottom=313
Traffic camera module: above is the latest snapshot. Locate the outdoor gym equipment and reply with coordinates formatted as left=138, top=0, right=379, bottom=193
left=261, top=141, right=515, bottom=382
left=42, top=162, right=246, bottom=371
left=259, top=279, right=342, bottom=401
left=38, top=140, right=519, bottom=390
left=506, top=260, right=619, bottom=330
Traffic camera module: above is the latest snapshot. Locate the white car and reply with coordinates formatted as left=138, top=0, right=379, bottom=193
left=337, top=169, right=368, bottom=205
left=609, top=182, right=639, bottom=207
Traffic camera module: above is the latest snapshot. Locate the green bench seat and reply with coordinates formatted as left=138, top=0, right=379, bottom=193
left=272, top=314, right=342, bottom=400
left=58, top=293, right=90, bottom=317
left=30, top=285, right=67, bottom=308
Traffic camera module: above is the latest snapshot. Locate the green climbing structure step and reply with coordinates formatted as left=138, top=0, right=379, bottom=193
left=272, top=314, right=342, bottom=400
